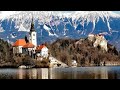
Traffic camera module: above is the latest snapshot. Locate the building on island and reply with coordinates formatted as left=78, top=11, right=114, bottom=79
left=13, top=39, right=26, bottom=54
left=22, top=42, right=35, bottom=58
left=71, top=60, right=77, bottom=67
left=12, top=17, right=48, bottom=59
left=36, top=44, right=48, bottom=58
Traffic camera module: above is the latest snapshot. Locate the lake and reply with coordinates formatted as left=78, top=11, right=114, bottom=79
left=0, top=66, right=120, bottom=79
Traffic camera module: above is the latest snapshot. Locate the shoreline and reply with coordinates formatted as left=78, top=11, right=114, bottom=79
left=0, top=64, right=120, bottom=69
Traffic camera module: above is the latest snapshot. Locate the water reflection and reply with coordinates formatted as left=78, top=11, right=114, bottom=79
left=18, top=69, right=25, bottom=79
left=0, top=66, right=120, bottom=79
left=93, top=67, right=108, bottom=79
left=49, top=67, right=109, bottom=79
left=41, top=68, right=48, bottom=79
left=29, top=69, right=37, bottom=79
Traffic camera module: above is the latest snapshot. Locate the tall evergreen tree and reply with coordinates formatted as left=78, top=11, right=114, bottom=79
left=25, top=35, right=29, bottom=43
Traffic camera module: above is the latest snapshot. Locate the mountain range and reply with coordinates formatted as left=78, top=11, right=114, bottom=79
left=1, top=11, right=120, bottom=50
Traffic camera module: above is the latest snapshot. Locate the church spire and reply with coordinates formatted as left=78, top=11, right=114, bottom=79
left=29, top=15, right=37, bottom=47
left=30, top=16, right=35, bottom=32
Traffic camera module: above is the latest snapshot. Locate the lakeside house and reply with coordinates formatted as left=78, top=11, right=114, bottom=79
left=71, top=60, right=77, bottom=67
left=12, top=17, right=48, bottom=60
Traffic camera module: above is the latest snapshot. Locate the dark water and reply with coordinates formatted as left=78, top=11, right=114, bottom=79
left=0, top=66, right=120, bottom=79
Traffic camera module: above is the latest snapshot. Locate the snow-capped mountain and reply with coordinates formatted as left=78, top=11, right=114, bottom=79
left=1, top=11, right=120, bottom=50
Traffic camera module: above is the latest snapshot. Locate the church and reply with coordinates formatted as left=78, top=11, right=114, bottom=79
left=12, top=17, right=48, bottom=59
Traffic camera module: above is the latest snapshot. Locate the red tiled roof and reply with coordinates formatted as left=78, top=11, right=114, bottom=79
left=13, top=39, right=26, bottom=47
left=23, top=43, right=35, bottom=48
left=36, top=45, right=46, bottom=51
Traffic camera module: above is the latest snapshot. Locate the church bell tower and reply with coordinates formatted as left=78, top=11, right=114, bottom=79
left=29, top=17, right=37, bottom=47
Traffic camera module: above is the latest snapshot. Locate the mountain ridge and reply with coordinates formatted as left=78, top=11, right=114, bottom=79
left=0, top=11, right=120, bottom=50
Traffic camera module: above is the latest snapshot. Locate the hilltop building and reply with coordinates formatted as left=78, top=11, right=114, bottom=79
left=88, top=33, right=108, bottom=52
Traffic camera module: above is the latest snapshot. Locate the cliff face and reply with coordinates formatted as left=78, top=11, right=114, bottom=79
left=48, top=37, right=120, bottom=67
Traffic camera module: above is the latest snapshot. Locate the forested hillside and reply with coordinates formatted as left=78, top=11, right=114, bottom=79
left=0, top=39, right=15, bottom=67
left=48, top=38, right=120, bottom=66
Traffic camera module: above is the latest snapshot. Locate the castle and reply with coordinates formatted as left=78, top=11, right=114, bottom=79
left=12, top=17, right=48, bottom=59
left=88, top=33, right=108, bottom=52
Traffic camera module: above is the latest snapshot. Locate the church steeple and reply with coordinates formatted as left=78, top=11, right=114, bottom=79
left=29, top=15, right=37, bottom=47
left=30, top=16, right=35, bottom=32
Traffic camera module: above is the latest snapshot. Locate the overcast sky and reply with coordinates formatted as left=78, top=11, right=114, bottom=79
left=63, top=11, right=120, bottom=14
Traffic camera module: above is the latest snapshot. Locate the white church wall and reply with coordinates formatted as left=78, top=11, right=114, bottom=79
left=41, top=47, right=48, bottom=58
left=29, top=32, right=37, bottom=47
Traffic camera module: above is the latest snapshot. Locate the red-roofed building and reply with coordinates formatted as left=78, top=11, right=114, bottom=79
left=13, top=39, right=26, bottom=47
left=22, top=43, right=35, bottom=56
left=23, top=43, right=35, bottom=48
left=13, top=39, right=26, bottom=54
left=36, top=44, right=48, bottom=58
left=36, top=45, right=45, bottom=51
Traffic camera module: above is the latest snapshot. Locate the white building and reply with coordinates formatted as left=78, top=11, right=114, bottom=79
left=36, top=45, right=48, bottom=58
left=93, top=34, right=108, bottom=52
left=71, top=60, right=77, bottom=67
left=88, top=34, right=108, bottom=52
left=88, top=34, right=95, bottom=42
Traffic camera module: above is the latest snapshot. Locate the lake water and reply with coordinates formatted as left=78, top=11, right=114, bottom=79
left=0, top=66, right=120, bottom=79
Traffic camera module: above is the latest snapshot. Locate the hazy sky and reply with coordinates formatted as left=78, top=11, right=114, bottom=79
left=113, top=11, right=120, bottom=14
left=63, top=11, right=120, bottom=14
left=0, top=11, right=120, bottom=15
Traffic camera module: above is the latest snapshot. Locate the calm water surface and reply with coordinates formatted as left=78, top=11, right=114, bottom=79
left=0, top=66, right=120, bottom=79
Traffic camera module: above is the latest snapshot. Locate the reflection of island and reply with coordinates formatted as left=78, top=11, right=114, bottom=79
left=41, top=68, right=48, bottom=79
left=28, top=69, right=37, bottom=79
left=17, top=68, right=49, bottom=79
left=18, top=69, right=26, bottom=79
left=49, top=68, right=55, bottom=79
left=94, top=67, right=108, bottom=79
left=28, top=68, right=48, bottom=79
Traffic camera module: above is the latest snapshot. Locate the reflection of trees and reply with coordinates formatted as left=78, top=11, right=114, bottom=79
left=71, top=68, right=78, bottom=79
left=49, top=68, right=56, bottom=79
left=108, top=71, right=118, bottom=79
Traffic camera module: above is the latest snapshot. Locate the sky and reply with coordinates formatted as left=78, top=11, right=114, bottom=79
left=63, top=11, right=120, bottom=14
left=113, top=11, right=120, bottom=14
left=0, top=11, right=120, bottom=15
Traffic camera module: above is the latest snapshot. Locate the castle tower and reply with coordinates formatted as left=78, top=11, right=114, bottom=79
left=29, top=17, right=37, bottom=47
